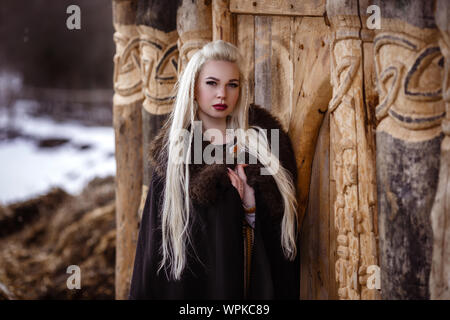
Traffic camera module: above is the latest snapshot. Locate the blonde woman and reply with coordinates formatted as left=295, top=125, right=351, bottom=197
left=129, top=40, right=299, bottom=299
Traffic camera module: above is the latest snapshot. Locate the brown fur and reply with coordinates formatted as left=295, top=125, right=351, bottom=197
left=147, top=104, right=298, bottom=219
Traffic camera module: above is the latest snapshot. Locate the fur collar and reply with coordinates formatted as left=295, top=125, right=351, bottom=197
left=148, top=104, right=297, bottom=218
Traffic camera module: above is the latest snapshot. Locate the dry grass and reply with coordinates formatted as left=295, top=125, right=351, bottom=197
left=0, top=176, right=116, bottom=300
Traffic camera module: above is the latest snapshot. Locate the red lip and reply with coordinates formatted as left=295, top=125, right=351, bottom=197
left=213, top=104, right=228, bottom=110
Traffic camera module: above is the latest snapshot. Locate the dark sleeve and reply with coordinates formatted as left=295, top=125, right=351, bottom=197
left=253, top=190, right=300, bottom=300
left=128, top=171, right=163, bottom=300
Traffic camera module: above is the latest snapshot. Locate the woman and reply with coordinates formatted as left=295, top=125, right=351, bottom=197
left=129, top=40, right=299, bottom=299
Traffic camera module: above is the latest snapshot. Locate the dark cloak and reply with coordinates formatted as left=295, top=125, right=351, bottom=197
left=129, top=104, right=300, bottom=300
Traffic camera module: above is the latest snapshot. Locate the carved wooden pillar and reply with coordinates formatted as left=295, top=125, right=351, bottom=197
left=373, top=0, right=444, bottom=299
left=430, top=0, right=450, bottom=300
left=112, top=0, right=143, bottom=300
left=136, top=0, right=180, bottom=221
left=177, top=0, right=212, bottom=74
left=327, top=0, right=379, bottom=300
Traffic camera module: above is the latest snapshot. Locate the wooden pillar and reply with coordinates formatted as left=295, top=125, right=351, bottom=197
left=291, top=17, right=333, bottom=299
left=289, top=17, right=332, bottom=231
left=373, top=0, right=444, bottom=299
left=112, top=0, right=143, bottom=300
left=212, top=0, right=235, bottom=43
left=136, top=0, right=180, bottom=221
left=236, top=14, right=255, bottom=106
left=327, top=0, right=379, bottom=300
left=177, top=0, right=212, bottom=74
left=254, top=15, right=272, bottom=111
left=430, top=0, right=450, bottom=300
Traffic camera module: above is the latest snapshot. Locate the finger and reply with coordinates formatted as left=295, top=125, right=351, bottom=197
left=227, top=171, right=237, bottom=187
left=235, top=166, right=247, bottom=185
left=228, top=169, right=244, bottom=198
left=228, top=167, right=241, bottom=181
left=230, top=171, right=241, bottom=188
left=228, top=171, right=241, bottom=192
left=235, top=163, right=249, bottom=174
left=237, top=181, right=244, bottom=198
left=236, top=165, right=247, bottom=182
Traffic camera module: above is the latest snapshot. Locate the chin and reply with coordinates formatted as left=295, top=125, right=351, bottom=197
left=209, top=110, right=230, bottom=118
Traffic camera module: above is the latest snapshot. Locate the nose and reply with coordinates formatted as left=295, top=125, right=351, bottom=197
left=217, top=85, right=226, bottom=100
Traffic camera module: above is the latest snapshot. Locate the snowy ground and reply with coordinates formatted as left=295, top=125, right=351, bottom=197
left=0, top=99, right=115, bottom=205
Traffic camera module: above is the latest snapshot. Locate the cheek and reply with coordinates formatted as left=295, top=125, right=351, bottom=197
left=230, top=89, right=240, bottom=105
left=197, top=84, right=214, bottom=103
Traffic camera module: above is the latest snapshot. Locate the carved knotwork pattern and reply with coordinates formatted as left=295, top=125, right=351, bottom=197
left=178, top=38, right=209, bottom=74
left=113, top=31, right=142, bottom=97
left=138, top=26, right=179, bottom=115
left=374, top=32, right=444, bottom=129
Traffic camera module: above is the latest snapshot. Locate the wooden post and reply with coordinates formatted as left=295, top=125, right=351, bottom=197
left=136, top=0, right=180, bottom=221
left=327, top=0, right=379, bottom=300
left=112, top=0, right=143, bottom=300
left=287, top=16, right=332, bottom=231
left=254, top=15, right=272, bottom=110
left=236, top=14, right=255, bottom=105
left=430, top=0, right=450, bottom=300
left=212, top=0, right=235, bottom=43
left=177, top=0, right=212, bottom=74
left=289, top=17, right=333, bottom=299
left=300, top=111, right=332, bottom=299
left=373, top=0, right=444, bottom=299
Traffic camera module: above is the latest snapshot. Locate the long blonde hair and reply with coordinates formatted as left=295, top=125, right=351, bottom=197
left=159, top=40, right=298, bottom=280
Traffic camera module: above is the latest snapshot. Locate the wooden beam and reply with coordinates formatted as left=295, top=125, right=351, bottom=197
left=230, top=0, right=325, bottom=17
left=288, top=16, right=332, bottom=235
left=429, top=0, right=450, bottom=300
left=112, top=0, right=143, bottom=300
left=373, top=0, right=444, bottom=300
left=212, top=0, right=236, bottom=43
left=300, top=112, right=330, bottom=299
left=236, top=14, right=255, bottom=105
left=177, top=0, right=213, bottom=74
left=270, top=15, right=293, bottom=128
left=136, top=0, right=179, bottom=220
left=254, top=15, right=272, bottom=110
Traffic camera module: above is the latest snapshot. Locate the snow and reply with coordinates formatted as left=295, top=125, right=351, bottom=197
left=0, top=99, right=116, bottom=205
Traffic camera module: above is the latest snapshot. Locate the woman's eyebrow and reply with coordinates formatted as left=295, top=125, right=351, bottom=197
left=205, top=76, right=239, bottom=82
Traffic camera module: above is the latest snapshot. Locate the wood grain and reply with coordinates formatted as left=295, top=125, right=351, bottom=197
left=112, top=0, right=143, bottom=300
left=254, top=15, right=272, bottom=110
left=230, top=0, right=325, bottom=17
left=429, top=0, right=450, bottom=300
left=236, top=14, right=255, bottom=105
left=212, top=0, right=236, bottom=43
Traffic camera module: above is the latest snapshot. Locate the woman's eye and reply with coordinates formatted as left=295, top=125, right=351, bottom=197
left=206, top=81, right=216, bottom=86
left=228, top=83, right=239, bottom=88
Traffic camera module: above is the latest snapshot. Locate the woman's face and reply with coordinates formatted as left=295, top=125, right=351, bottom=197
left=195, top=60, right=240, bottom=122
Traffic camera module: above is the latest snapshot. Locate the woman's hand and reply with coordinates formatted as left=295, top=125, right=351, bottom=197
left=227, top=164, right=255, bottom=208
